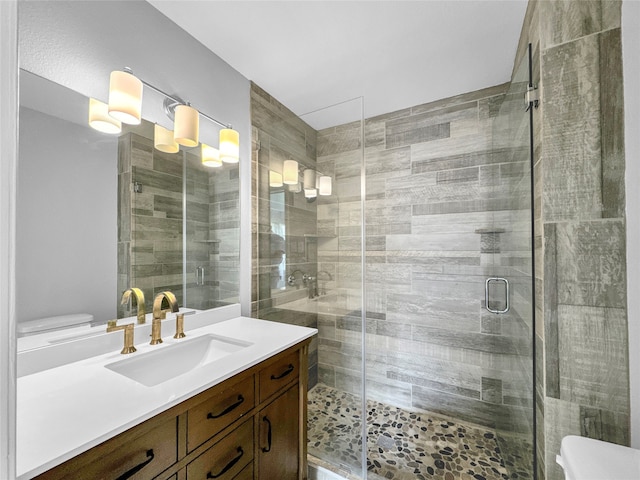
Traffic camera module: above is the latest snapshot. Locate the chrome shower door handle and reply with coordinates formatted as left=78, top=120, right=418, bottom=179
left=195, top=266, right=205, bottom=285
left=485, top=277, right=510, bottom=314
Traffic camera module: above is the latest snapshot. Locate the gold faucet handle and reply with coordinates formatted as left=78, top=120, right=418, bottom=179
left=174, top=313, right=186, bottom=339
left=106, top=321, right=137, bottom=355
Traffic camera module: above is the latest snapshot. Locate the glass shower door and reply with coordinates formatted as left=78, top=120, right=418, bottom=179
left=183, top=149, right=240, bottom=310
left=488, top=45, right=536, bottom=477
left=362, top=49, right=535, bottom=479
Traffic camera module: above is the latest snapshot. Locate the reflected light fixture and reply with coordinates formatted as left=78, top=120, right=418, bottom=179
left=303, top=169, right=316, bottom=190
left=88, top=98, right=121, bottom=134
left=154, top=124, right=179, bottom=153
left=201, top=143, right=222, bottom=168
left=174, top=104, right=199, bottom=147
left=304, top=188, right=317, bottom=199
left=220, top=128, right=240, bottom=164
left=269, top=171, right=283, bottom=188
left=108, top=70, right=143, bottom=125
left=319, top=175, right=332, bottom=195
left=100, top=68, right=239, bottom=160
left=283, top=160, right=299, bottom=185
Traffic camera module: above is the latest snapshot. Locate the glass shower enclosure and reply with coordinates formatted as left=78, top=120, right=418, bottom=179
left=252, top=43, right=535, bottom=479
left=120, top=120, right=240, bottom=317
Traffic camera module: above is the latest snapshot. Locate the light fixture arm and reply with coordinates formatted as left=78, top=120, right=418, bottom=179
left=122, top=67, right=232, bottom=129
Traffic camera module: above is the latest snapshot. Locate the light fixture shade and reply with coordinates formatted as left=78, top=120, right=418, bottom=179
left=304, top=188, right=318, bottom=199
left=303, top=169, right=316, bottom=190
left=108, top=70, right=143, bottom=125
left=283, top=160, right=299, bottom=185
left=88, top=98, right=121, bottom=134
left=219, top=128, right=240, bottom=163
left=174, top=104, right=200, bottom=147
left=319, top=175, right=332, bottom=195
left=201, top=143, right=222, bottom=168
left=269, top=171, right=283, bottom=188
left=154, top=124, right=179, bottom=153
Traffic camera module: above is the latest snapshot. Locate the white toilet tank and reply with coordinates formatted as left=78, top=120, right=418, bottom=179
left=17, top=313, right=94, bottom=337
left=557, top=435, right=640, bottom=480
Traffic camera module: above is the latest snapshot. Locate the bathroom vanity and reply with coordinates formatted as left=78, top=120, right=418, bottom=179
left=17, top=308, right=316, bottom=480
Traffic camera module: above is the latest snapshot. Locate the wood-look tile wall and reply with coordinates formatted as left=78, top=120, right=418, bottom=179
left=118, top=129, right=237, bottom=316
left=313, top=85, right=536, bottom=441
left=515, top=1, right=628, bottom=479
left=250, top=82, right=319, bottom=386
left=249, top=5, right=629, bottom=477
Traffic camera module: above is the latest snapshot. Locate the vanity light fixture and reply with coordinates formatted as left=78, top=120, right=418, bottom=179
left=269, top=171, right=283, bottom=188
left=108, top=70, right=143, bottom=125
left=304, top=188, right=318, bottom=199
left=319, top=175, right=332, bottom=196
left=88, top=98, right=122, bottom=134
left=101, top=67, right=239, bottom=160
left=219, top=128, right=240, bottom=164
left=154, top=124, right=179, bottom=153
left=174, top=104, right=200, bottom=147
left=283, top=160, right=299, bottom=185
left=201, top=143, right=222, bottom=168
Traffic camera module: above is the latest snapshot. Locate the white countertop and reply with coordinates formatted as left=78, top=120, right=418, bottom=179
left=16, top=312, right=317, bottom=479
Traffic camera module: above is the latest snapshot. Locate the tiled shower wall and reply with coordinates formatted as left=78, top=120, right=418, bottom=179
left=514, top=1, right=629, bottom=479
left=315, top=86, right=534, bottom=437
left=118, top=127, right=236, bottom=315
left=250, top=82, right=319, bottom=385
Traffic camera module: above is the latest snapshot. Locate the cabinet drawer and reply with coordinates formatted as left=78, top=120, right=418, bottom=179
left=186, top=419, right=253, bottom=480
left=259, top=350, right=299, bottom=402
left=187, top=375, right=255, bottom=452
left=233, top=463, right=253, bottom=480
left=37, top=417, right=177, bottom=480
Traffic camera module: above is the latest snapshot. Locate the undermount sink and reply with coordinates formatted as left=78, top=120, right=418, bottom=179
left=105, top=334, right=252, bottom=387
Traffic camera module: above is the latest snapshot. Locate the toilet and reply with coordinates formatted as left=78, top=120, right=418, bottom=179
left=557, top=435, right=640, bottom=480
left=16, top=313, right=94, bottom=337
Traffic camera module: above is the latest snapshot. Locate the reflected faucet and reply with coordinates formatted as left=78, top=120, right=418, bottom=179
left=151, top=291, right=179, bottom=345
left=303, top=274, right=318, bottom=299
left=121, top=287, right=146, bottom=324
left=287, top=269, right=305, bottom=287
left=316, top=270, right=333, bottom=295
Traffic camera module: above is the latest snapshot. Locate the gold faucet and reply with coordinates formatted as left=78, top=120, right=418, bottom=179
left=106, top=320, right=137, bottom=354
left=151, top=291, right=179, bottom=345
left=121, top=288, right=146, bottom=324
left=174, top=313, right=186, bottom=339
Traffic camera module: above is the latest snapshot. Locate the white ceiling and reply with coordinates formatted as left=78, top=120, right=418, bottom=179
left=148, top=0, right=528, bottom=129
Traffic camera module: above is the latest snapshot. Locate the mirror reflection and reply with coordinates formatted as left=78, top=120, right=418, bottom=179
left=16, top=70, right=240, bottom=346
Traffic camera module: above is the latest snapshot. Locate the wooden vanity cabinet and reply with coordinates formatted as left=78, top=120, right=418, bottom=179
left=36, top=339, right=311, bottom=480
left=257, top=385, right=300, bottom=480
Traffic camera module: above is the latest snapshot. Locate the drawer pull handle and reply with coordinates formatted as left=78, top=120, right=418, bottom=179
left=207, top=395, right=245, bottom=419
left=116, top=449, right=154, bottom=480
left=206, top=447, right=244, bottom=479
left=270, top=364, right=294, bottom=380
left=262, top=416, right=272, bottom=452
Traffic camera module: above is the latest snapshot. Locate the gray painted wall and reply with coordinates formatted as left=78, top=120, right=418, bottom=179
left=17, top=107, right=117, bottom=324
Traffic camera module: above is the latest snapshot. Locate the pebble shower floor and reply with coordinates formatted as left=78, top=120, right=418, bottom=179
left=307, top=384, right=534, bottom=480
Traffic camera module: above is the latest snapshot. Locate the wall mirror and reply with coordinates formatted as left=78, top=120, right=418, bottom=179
left=16, top=69, right=240, bottom=348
